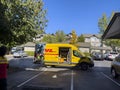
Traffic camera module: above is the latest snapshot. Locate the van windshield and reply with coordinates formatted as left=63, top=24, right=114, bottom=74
left=73, top=50, right=84, bottom=57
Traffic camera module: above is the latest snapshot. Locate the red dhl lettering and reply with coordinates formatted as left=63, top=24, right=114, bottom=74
left=45, top=49, right=55, bottom=52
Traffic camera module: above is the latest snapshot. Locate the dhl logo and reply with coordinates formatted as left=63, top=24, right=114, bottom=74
left=45, top=49, right=55, bottom=52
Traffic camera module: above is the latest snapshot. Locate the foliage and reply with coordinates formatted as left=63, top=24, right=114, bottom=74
left=98, top=14, right=108, bottom=34
left=69, top=30, right=77, bottom=45
left=77, top=34, right=85, bottom=42
left=55, top=30, right=66, bottom=42
left=0, top=0, right=10, bottom=46
left=98, top=12, right=114, bottom=35
left=0, top=0, right=47, bottom=48
left=42, top=34, right=56, bottom=43
left=104, top=39, right=120, bottom=51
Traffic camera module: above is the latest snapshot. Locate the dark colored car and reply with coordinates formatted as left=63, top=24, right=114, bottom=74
left=111, top=55, right=120, bottom=78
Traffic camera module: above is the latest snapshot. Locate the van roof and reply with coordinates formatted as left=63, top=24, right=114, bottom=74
left=46, top=43, right=77, bottom=48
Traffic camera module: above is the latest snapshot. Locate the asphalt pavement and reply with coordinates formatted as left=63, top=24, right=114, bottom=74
left=7, top=56, right=120, bottom=90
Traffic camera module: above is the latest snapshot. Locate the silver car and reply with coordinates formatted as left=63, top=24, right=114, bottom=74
left=13, top=51, right=28, bottom=58
left=106, top=52, right=119, bottom=60
left=111, top=55, right=120, bottom=78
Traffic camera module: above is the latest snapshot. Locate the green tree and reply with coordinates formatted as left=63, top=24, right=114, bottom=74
left=0, top=0, right=47, bottom=48
left=0, top=0, right=11, bottom=46
left=77, top=34, right=85, bottom=42
left=42, top=34, right=56, bottom=43
left=55, top=30, right=66, bottom=42
left=105, top=39, right=120, bottom=51
left=98, top=14, right=108, bottom=34
left=69, top=30, right=77, bottom=45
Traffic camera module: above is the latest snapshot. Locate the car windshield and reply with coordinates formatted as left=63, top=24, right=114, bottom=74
left=110, top=52, right=118, bottom=54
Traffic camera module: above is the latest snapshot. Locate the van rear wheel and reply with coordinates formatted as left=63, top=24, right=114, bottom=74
left=81, top=63, right=89, bottom=71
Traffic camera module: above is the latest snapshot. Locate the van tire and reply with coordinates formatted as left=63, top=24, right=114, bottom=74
left=81, top=63, right=89, bottom=71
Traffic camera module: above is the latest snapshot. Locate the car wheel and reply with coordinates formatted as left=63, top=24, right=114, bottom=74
left=111, top=68, right=118, bottom=78
left=81, top=63, right=89, bottom=71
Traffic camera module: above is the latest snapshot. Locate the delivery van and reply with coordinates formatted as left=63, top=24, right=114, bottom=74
left=34, top=43, right=94, bottom=70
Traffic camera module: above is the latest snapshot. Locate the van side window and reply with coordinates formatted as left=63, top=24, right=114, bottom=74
left=36, top=44, right=45, bottom=54
left=73, top=50, right=82, bottom=57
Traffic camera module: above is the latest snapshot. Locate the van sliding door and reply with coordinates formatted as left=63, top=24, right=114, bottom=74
left=59, top=47, right=71, bottom=63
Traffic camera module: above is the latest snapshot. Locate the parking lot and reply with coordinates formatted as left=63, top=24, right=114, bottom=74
left=7, top=56, right=120, bottom=90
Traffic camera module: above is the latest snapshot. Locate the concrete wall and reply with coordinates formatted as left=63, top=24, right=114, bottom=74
left=24, top=46, right=35, bottom=51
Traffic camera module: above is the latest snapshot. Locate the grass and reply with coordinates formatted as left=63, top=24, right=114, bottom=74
left=25, top=51, right=34, bottom=56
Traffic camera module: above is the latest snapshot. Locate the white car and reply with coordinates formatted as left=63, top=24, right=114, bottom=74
left=106, top=52, right=119, bottom=60
left=13, top=51, right=28, bottom=58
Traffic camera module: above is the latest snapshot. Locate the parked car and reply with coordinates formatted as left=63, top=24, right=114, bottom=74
left=111, top=55, right=120, bottom=78
left=11, top=47, right=17, bottom=54
left=11, top=47, right=24, bottom=54
left=13, top=51, right=28, bottom=58
left=92, top=52, right=103, bottom=60
left=106, top=52, right=119, bottom=60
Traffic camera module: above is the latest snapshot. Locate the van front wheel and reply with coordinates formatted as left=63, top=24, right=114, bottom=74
left=81, top=63, right=89, bottom=71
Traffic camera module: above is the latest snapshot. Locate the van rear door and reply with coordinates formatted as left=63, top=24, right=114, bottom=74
left=34, top=44, right=45, bottom=63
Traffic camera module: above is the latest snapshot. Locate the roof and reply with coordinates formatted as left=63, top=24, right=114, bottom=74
left=82, top=34, right=101, bottom=38
left=102, top=12, right=120, bottom=39
left=90, top=46, right=112, bottom=50
left=24, top=42, right=35, bottom=47
left=77, top=42, right=91, bottom=48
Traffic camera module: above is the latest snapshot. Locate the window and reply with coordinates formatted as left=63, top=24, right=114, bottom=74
left=36, top=44, right=45, bottom=54
left=73, top=50, right=82, bottom=57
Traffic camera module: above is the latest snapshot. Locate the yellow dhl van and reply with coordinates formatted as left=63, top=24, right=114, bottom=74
left=34, top=43, right=94, bottom=70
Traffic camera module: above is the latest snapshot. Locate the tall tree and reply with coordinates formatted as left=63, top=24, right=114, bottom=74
left=69, top=30, right=77, bottom=45
left=98, top=14, right=108, bottom=34
left=0, top=0, right=47, bottom=47
left=55, top=30, right=66, bottom=42
left=0, top=0, right=11, bottom=46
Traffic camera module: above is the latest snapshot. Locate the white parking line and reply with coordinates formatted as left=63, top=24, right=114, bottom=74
left=17, top=68, right=47, bottom=87
left=101, top=72, right=120, bottom=87
left=71, top=70, right=74, bottom=90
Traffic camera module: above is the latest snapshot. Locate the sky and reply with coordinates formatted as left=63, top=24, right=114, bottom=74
left=43, top=0, right=120, bottom=36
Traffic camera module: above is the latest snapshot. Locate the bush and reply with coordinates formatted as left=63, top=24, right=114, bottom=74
left=25, top=51, right=34, bottom=56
